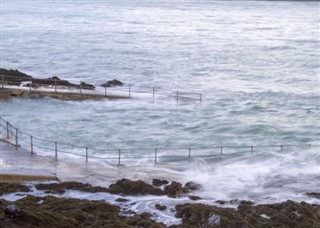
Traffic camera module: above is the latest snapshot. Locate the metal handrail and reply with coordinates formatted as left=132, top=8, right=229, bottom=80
left=0, top=74, right=202, bottom=101
left=0, top=116, right=318, bottom=167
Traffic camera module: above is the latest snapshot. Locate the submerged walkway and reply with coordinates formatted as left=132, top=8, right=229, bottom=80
left=0, top=142, right=183, bottom=187
left=0, top=87, right=128, bottom=101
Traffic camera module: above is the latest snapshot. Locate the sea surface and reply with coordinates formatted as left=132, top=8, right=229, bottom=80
left=1, top=0, right=320, bottom=216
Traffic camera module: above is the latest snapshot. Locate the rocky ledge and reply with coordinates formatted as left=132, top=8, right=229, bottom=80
left=0, top=179, right=319, bottom=227
left=0, top=68, right=125, bottom=100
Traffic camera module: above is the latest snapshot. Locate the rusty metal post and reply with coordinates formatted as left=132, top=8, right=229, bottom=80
left=31, top=135, right=33, bottom=155
left=118, top=149, right=121, bottom=167
left=6, top=122, right=9, bottom=139
left=55, top=142, right=58, bottom=160
left=85, top=147, right=88, bottom=163
left=29, top=77, right=32, bottom=91
left=129, top=85, right=131, bottom=98
left=15, top=128, right=18, bottom=149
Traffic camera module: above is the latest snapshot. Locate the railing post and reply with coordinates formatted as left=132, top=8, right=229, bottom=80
left=54, top=79, right=57, bottom=93
left=55, top=142, right=58, bottom=160
left=6, top=121, right=9, bottom=139
left=129, top=85, right=131, bottom=98
left=251, top=146, right=253, bottom=153
left=153, top=87, right=155, bottom=98
left=15, top=128, right=18, bottom=149
left=220, top=147, right=223, bottom=155
left=29, top=77, right=32, bottom=91
left=188, top=148, right=191, bottom=160
left=155, top=148, right=158, bottom=164
left=31, top=135, right=33, bottom=155
left=118, top=149, right=121, bottom=167
left=85, top=147, right=88, bottom=163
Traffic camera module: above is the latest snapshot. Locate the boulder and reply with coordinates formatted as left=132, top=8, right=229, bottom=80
left=164, top=181, right=187, bottom=198
left=101, top=79, right=123, bottom=87
left=152, top=179, right=169, bottom=187
left=155, top=204, right=167, bottom=211
left=108, top=179, right=163, bottom=195
left=184, top=181, right=202, bottom=192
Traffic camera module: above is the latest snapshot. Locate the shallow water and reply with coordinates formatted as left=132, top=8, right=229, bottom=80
left=1, top=0, right=319, bottom=207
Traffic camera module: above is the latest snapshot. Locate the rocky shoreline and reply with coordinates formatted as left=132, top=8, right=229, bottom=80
left=0, top=68, right=125, bottom=100
left=1, top=179, right=319, bottom=227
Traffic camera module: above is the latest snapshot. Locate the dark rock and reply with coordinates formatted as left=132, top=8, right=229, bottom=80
left=115, top=198, right=129, bottom=202
left=101, top=79, right=123, bottom=87
left=152, top=179, right=169, bottom=187
left=35, top=181, right=109, bottom=194
left=0, top=183, right=30, bottom=195
left=184, top=181, right=202, bottom=192
left=4, top=205, right=22, bottom=219
left=306, top=192, right=320, bottom=199
left=80, top=81, right=95, bottom=90
left=164, top=181, right=187, bottom=198
left=215, top=200, right=226, bottom=205
left=32, top=77, right=76, bottom=87
left=188, top=195, right=202, bottom=201
left=174, top=200, right=320, bottom=227
left=0, top=195, right=166, bottom=227
left=155, top=204, right=167, bottom=211
left=108, top=178, right=163, bottom=196
left=0, top=68, right=32, bottom=85
left=44, top=190, right=65, bottom=195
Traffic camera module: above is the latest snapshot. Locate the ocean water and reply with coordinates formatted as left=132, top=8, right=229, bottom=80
left=1, top=0, right=320, bottom=210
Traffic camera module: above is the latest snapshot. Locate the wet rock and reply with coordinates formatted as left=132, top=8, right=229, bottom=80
left=306, top=192, right=320, bottom=199
left=0, top=195, right=166, bottom=227
left=80, top=81, right=95, bottom=90
left=164, top=181, right=187, bottom=198
left=4, top=205, right=22, bottom=219
left=108, top=179, right=163, bottom=196
left=101, top=79, right=123, bottom=87
left=35, top=181, right=109, bottom=194
left=188, top=195, right=202, bottom=201
left=155, top=204, right=167, bottom=211
left=174, top=200, right=320, bottom=227
left=116, top=198, right=129, bottom=202
left=0, top=68, right=32, bottom=85
left=152, top=179, right=169, bottom=187
left=184, top=182, right=202, bottom=192
left=32, top=76, right=77, bottom=88
left=215, top=200, right=226, bottom=205
left=0, top=183, right=30, bottom=195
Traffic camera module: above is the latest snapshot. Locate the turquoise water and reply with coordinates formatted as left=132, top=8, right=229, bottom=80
left=1, top=0, right=319, bottom=204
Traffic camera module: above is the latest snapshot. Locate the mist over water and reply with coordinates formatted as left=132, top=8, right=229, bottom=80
left=1, top=0, right=319, bottom=206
